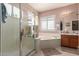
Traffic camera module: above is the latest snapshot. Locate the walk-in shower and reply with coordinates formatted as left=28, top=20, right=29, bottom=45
left=0, top=3, right=37, bottom=56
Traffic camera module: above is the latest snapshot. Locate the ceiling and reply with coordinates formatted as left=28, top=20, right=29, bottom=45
left=28, top=3, right=74, bottom=12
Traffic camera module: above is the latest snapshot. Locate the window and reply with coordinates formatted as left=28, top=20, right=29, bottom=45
left=13, top=6, right=20, bottom=18
left=41, top=20, right=47, bottom=30
left=48, top=20, right=55, bottom=30
left=4, top=3, right=12, bottom=16
left=35, top=16, right=39, bottom=25
left=40, top=15, right=55, bottom=31
left=27, top=12, right=35, bottom=26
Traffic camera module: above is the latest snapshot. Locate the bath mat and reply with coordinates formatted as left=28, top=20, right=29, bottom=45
left=42, top=48, right=61, bottom=56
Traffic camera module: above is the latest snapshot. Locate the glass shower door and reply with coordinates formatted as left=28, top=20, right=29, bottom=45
left=0, top=4, right=1, bottom=56
left=0, top=3, right=20, bottom=56
left=20, top=4, right=35, bottom=56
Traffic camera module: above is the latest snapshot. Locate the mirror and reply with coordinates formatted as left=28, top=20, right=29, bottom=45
left=72, top=20, right=79, bottom=31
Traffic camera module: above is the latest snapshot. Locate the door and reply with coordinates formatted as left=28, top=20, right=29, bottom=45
left=20, top=4, right=35, bottom=56
left=61, top=35, right=69, bottom=47
left=0, top=3, right=20, bottom=56
left=69, top=36, right=78, bottom=48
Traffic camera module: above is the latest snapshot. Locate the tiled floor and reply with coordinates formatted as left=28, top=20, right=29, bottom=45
left=32, top=47, right=79, bottom=56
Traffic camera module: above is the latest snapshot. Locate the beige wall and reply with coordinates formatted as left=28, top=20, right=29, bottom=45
left=39, top=4, right=78, bottom=18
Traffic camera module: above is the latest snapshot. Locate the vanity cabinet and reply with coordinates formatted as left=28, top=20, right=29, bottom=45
left=61, top=35, right=69, bottom=47
left=61, top=35, right=79, bottom=48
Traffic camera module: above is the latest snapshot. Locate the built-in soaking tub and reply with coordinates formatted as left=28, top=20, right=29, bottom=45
left=35, top=33, right=61, bottom=51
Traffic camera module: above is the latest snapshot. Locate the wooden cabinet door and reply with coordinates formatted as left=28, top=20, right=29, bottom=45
left=69, top=36, right=78, bottom=48
left=61, top=35, right=69, bottom=47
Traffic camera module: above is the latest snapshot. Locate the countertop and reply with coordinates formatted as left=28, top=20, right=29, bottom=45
left=61, top=33, right=79, bottom=36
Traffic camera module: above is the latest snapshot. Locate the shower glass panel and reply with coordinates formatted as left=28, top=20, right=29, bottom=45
left=1, top=3, right=20, bottom=56
left=0, top=4, right=1, bottom=56
left=20, top=4, right=35, bottom=56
